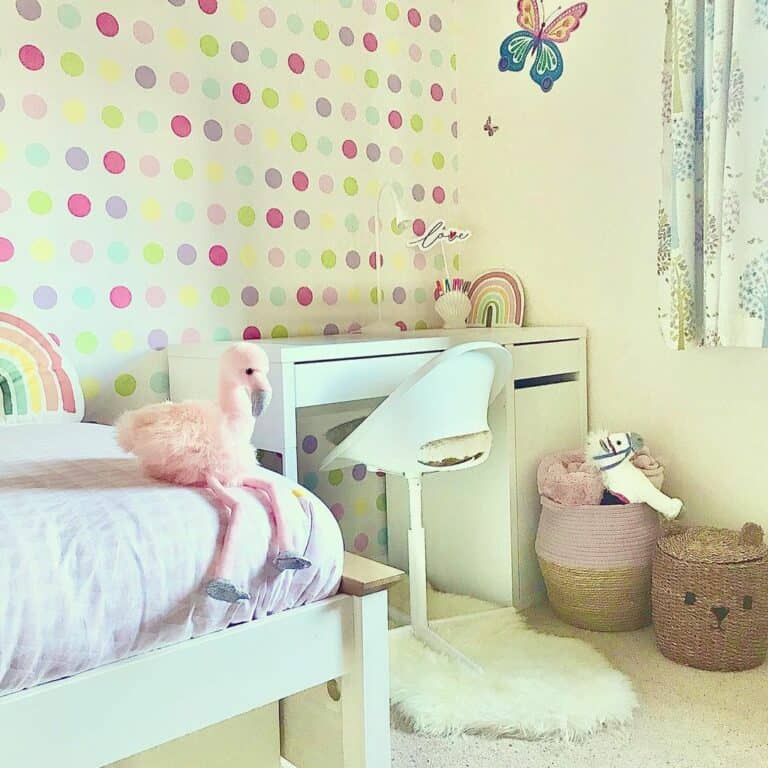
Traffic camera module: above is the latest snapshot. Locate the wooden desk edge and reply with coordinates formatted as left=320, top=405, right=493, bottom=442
left=340, top=552, right=404, bottom=597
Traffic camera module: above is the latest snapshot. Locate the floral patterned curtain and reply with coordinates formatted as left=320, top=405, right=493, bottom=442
left=659, top=0, right=768, bottom=349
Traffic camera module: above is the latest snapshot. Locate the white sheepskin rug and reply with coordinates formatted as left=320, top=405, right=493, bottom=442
left=389, top=582, right=638, bottom=740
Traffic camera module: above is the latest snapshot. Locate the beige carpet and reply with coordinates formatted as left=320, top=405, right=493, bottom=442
left=392, top=602, right=768, bottom=768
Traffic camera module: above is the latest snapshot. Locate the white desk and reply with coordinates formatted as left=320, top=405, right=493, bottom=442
left=168, top=327, right=587, bottom=608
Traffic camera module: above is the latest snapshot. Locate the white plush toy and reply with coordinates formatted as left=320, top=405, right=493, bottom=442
left=586, top=431, right=683, bottom=520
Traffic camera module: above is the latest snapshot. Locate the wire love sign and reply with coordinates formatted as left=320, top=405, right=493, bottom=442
left=408, top=220, right=473, bottom=252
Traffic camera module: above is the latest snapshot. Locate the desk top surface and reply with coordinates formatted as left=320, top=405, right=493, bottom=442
left=168, top=326, right=586, bottom=363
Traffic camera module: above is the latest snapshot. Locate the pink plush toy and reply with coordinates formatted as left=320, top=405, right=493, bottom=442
left=116, top=342, right=310, bottom=603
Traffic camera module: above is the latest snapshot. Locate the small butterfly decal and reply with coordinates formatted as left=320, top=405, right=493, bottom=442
left=483, top=116, right=499, bottom=137
left=498, top=0, right=588, bottom=92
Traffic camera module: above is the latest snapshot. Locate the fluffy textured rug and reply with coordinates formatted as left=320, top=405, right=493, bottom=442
left=388, top=581, right=638, bottom=740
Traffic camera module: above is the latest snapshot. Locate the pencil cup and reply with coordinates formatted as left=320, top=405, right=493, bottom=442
left=435, top=292, right=471, bottom=329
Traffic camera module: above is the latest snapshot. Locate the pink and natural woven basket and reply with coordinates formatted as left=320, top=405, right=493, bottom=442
left=536, top=497, right=662, bottom=631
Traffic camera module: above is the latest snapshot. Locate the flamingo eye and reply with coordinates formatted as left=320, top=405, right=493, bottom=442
left=245, top=368, right=254, bottom=375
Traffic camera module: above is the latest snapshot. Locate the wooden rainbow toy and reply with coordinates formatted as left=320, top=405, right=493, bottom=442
left=467, top=269, right=525, bottom=328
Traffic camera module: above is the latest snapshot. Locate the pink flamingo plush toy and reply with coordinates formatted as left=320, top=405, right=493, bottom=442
left=116, top=343, right=310, bottom=603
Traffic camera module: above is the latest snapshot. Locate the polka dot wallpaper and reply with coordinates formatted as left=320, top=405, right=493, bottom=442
left=0, top=0, right=460, bottom=425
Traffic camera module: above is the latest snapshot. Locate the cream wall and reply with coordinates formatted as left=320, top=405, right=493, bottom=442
left=454, top=3, right=768, bottom=529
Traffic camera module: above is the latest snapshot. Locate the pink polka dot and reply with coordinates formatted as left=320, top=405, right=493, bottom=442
left=296, top=286, right=313, bottom=306
left=243, top=325, right=261, bottom=340
left=232, top=82, right=251, bottom=104
left=323, top=287, right=338, bottom=305
left=139, top=155, right=160, bottom=177
left=68, top=193, right=91, bottom=217
left=145, top=286, right=166, bottom=308
left=96, top=12, right=119, bottom=38
left=288, top=53, right=305, bottom=74
left=0, top=189, right=10, bottom=213
left=266, top=208, right=284, bottom=228
left=133, top=20, right=154, bottom=44
left=319, top=175, right=334, bottom=193
left=369, top=251, right=382, bottom=269
left=341, top=102, right=356, bottom=121
left=451, top=87, right=458, bottom=104
left=171, top=115, right=191, bottom=137
left=181, top=328, right=201, bottom=344
left=388, top=110, right=403, bottom=129
left=19, top=44, right=44, bottom=71
left=292, top=171, right=309, bottom=191
left=354, top=533, right=369, bottom=552
left=22, top=93, right=47, bottom=119
left=109, top=285, right=132, bottom=308
left=363, top=32, right=378, bottom=52
left=315, top=59, right=330, bottom=78
left=342, top=140, right=357, bottom=159
left=198, top=0, right=218, bottom=13
left=409, top=44, right=422, bottom=62
left=103, top=151, right=125, bottom=174
left=207, top=204, right=226, bottom=225
left=408, top=8, right=422, bottom=26
left=331, top=503, right=344, bottom=521
left=208, top=244, right=228, bottom=266
left=431, top=83, right=444, bottom=101
left=0, top=237, right=14, bottom=263
left=413, top=251, right=426, bottom=270
left=268, top=247, right=284, bottom=267
left=234, top=124, right=252, bottom=144
left=70, top=240, right=93, bottom=263
left=259, top=6, right=276, bottom=27
left=390, top=146, right=403, bottom=164
left=362, top=0, right=376, bottom=14
left=413, top=219, right=426, bottom=236
left=433, top=186, right=446, bottom=204
left=169, top=72, right=189, bottom=94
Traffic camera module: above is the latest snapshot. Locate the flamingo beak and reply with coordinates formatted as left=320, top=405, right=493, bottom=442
left=250, top=373, right=272, bottom=417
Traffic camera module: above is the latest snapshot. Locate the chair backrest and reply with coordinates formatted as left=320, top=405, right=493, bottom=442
left=321, top=342, right=512, bottom=477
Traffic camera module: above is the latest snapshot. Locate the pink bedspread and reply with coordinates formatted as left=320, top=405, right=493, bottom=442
left=0, top=424, right=343, bottom=697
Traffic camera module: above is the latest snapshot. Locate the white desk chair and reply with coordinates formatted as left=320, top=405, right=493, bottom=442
left=321, top=342, right=512, bottom=670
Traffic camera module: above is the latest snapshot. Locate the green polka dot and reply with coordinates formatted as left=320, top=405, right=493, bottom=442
left=115, top=374, right=137, bottom=396
left=212, top=327, right=232, bottom=341
left=321, top=249, right=337, bottom=268
left=199, top=34, right=219, bottom=56
left=452, top=155, right=460, bottom=171
left=270, top=287, right=286, bottom=306
left=377, top=527, right=388, bottom=547
left=210, top=287, right=230, bottom=307
left=430, top=50, right=443, bottom=67
left=390, top=217, right=404, bottom=235
left=175, top=202, right=194, bottom=222
left=137, top=111, right=158, bottom=133
left=364, top=69, right=379, bottom=88
left=262, top=88, right=279, bottom=108
left=317, top=136, right=333, bottom=156
left=376, top=494, right=387, bottom=512
left=433, top=152, right=445, bottom=170
left=143, top=242, right=164, bottom=264
left=287, top=13, right=303, bottom=33
left=72, top=286, right=94, bottom=308
left=339, top=0, right=353, bottom=7
left=291, top=132, right=308, bottom=152
left=75, top=331, right=98, bottom=354
left=0, top=287, right=17, bottom=310
left=173, top=158, right=193, bottom=180
left=238, top=206, right=256, bottom=227
left=202, top=78, right=220, bottom=99
left=260, top=48, right=278, bottom=67
left=343, top=177, right=358, bottom=196
left=271, top=324, right=289, bottom=338
left=57, top=4, right=81, bottom=29
left=60, top=52, right=84, bottom=76
left=102, top=106, right=124, bottom=129
left=236, top=165, right=254, bottom=185
left=365, top=106, right=380, bottom=125
left=28, top=191, right=52, bottom=215
left=450, top=53, right=457, bottom=71
left=150, top=371, right=169, bottom=395
left=295, top=249, right=311, bottom=268
left=370, top=288, right=383, bottom=305
left=25, top=144, right=50, bottom=167
left=415, top=320, right=428, bottom=330
left=410, top=80, right=423, bottom=97
left=414, top=287, right=427, bottom=304
left=345, top=214, right=359, bottom=233
left=328, top=469, right=343, bottom=486
left=108, top=241, right=129, bottom=263
left=411, top=114, right=424, bottom=132
left=385, top=2, right=400, bottom=20
left=313, top=20, right=330, bottom=40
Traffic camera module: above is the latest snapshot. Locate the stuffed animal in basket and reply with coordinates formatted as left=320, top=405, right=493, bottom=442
left=586, top=430, right=682, bottom=520
left=117, top=343, right=311, bottom=604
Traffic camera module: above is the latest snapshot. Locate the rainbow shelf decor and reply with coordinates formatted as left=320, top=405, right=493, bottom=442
left=467, top=269, right=525, bottom=328
left=0, top=312, right=83, bottom=424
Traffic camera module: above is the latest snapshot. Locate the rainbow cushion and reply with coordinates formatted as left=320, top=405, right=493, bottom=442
left=0, top=312, right=84, bottom=425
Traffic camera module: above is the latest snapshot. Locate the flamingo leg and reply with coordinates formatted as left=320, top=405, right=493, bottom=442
left=241, top=476, right=312, bottom=571
left=205, top=475, right=251, bottom=603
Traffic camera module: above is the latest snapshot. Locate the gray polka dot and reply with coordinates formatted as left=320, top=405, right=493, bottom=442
left=231, top=41, right=249, bottom=62
left=451, top=121, right=459, bottom=138
left=16, top=0, right=41, bottom=21
left=168, top=0, right=185, bottom=5
left=241, top=286, right=259, bottom=306
left=387, top=74, right=402, bottom=93
left=265, top=168, right=282, bottom=188
left=366, top=143, right=381, bottom=162
left=392, top=287, right=406, bottom=304
left=294, top=210, right=310, bottom=230
left=105, top=196, right=127, bottom=219
left=429, top=14, right=442, bottom=32
left=177, top=243, right=196, bottom=265
left=316, top=97, right=332, bottom=117
left=135, top=65, right=157, bottom=89
left=339, top=26, right=354, bottom=46
left=346, top=250, right=361, bottom=269
left=65, top=146, right=89, bottom=171
left=203, top=119, right=223, bottom=141
left=0, top=94, right=5, bottom=112
left=412, top=184, right=425, bottom=202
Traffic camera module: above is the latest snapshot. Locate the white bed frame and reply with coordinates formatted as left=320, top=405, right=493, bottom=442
left=0, top=553, right=402, bottom=768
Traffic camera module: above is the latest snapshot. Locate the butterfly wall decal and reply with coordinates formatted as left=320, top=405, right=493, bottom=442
left=484, top=116, right=499, bottom=137
left=498, top=0, right=588, bottom=93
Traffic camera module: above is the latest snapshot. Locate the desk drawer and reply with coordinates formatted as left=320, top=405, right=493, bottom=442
left=511, top=340, right=583, bottom=382
left=294, top=352, right=439, bottom=407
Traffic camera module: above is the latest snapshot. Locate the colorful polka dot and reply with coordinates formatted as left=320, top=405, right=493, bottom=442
left=109, top=286, right=132, bottom=309
left=19, top=44, right=44, bottom=71
left=209, top=244, right=228, bottom=266
left=96, top=12, right=119, bottom=37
